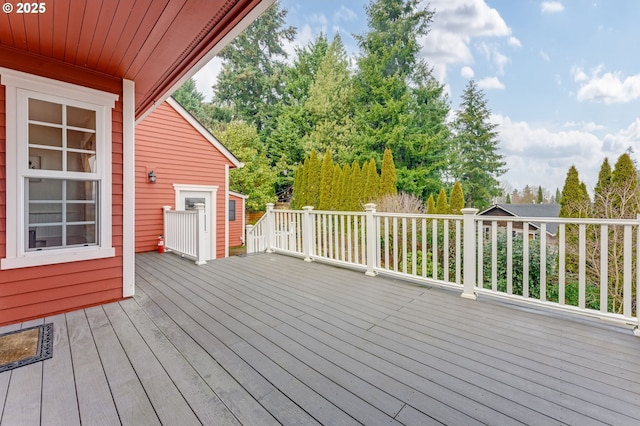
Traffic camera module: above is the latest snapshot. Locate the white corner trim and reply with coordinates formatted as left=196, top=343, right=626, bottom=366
left=123, top=79, right=136, bottom=297
left=225, top=164, right=229, bottom=258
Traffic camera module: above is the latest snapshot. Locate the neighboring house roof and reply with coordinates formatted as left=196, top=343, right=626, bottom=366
left=229, top=191, right=249, bottom=199
left=0, top=0, right=274, bottom=120
left=165, top=97, right=243, bottom=169
left=479, top=203, right=561, bottom=236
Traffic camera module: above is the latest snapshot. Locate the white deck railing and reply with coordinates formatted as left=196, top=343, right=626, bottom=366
left=247, top=203, right=640, bottom=335
left=163, top=204, right=206, bottom=265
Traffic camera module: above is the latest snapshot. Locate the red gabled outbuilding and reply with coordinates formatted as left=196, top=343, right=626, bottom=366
left=0, top=0, right=273, bottom=325
left=135, top=98, right=246, bottom=260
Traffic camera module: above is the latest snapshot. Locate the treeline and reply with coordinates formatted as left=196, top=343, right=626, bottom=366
left=174, top=0, right=505, bottom=211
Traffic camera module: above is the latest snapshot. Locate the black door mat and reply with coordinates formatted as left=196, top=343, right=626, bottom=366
left=0, top=323, right=53, bottom=373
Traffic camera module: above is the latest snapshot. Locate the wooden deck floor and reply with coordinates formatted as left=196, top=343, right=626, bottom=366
left=1, top=252, right=640, bottom=425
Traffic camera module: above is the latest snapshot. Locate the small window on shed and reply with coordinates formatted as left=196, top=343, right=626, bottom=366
left=229, top=199, right=236, bottom=221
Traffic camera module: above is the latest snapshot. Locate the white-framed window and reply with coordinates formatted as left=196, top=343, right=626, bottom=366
left=1, top=68, right=119, bottom=269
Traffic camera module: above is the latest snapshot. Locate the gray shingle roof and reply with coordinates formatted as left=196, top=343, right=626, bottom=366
left=479, top=203, right=561, bottom=236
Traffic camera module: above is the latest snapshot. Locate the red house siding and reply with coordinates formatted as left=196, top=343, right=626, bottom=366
left=229, top=193, right=246, bottom=247
left=0, top=66, right=124, bottom=326
left=135, top=101, right=235, bottom=258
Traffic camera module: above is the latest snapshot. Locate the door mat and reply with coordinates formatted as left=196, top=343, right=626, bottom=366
left=0, top=323, right=53, bottom=373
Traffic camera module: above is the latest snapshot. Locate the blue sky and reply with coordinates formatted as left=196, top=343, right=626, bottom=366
left=194, top=0, right=640, bottom=196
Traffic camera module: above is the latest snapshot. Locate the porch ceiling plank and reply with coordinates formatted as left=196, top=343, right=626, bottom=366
left=91, top=0, right=135, bottom=72
left=102, top=0, right=169, bottom=77
left=132, top=278, right=283, bottom=426
left=50, top=0, right=72, bottom=60
left=100, top=301, right=203, bottom=425
left=115, top=295, right=243, bottom=425
left=36, top=3, right=55, bottom=57
left=1, top=319, right=44, bottom=426
left=0, top=12, right=12, bottom=46
left=65, top=309, right=121, bottom=425
left=62, top=0, right=87, bottom=64
left=83, top=305, right=161, bottom=426
left=73, top=0, right=106, bottom=68
left=40, top=314, right=81, bottom=426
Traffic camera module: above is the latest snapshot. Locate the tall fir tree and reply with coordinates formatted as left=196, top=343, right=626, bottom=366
left=330, top=163, right=343, bottom=210
left=610, top=152, right=640, bottom=218
left=380, top=148, right=397, bottom=196
left=364, top=158, right=380, bottom=203
left=449, top=182, right=465, bottom=214
left=537, top=186, right=544, bottom=204
left=505, top=193, right=511, bottom=204
left=451, top=80, right=506, bottom=209
left=213, top=1, right=295, bottom=133
left=340, top=163, right=352, bottom=211
left=318, top=150, right=334, bottom=210
left=350, top=162, right=362, bottom=210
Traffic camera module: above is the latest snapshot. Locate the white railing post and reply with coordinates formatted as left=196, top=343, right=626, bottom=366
left=265, top=203, right=275, bottom=253
left=461, top=208, right=479, bottom=300
left=635, top=215, right=640, bottom=336
left=302, top=206, right=314, bottom=262
left=194, top=203, right=206, bottom=265
left=364, top=203, right=377, bottom=277
left=162, top=205, right=171, bottom=251
left=245, top=225, right=255, bottom=254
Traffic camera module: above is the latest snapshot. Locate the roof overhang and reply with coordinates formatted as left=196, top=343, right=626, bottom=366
left=0, top=0, right=274, bottom=119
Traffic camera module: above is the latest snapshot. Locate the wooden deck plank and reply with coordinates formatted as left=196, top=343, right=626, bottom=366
left=116, top=297, right=243, bottom=426
left=101, top=302, right=202, bottom=426
left=83, top=306, right=161, bottom=426
left=3, top=252, right=640, bottom=425
left=132, top=283, right=282, bottom=426
left=0, top=322, right=21, bottom=422
left=41, top=314, right=81, bottom=426
left=133, top=269, right=321, bottom=426
left=65, top=309, right=121, bottom=425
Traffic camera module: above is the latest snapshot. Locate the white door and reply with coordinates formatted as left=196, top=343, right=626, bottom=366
left=178, top=190, right=215, bottom=260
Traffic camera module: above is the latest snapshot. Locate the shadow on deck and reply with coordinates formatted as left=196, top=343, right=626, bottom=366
left=1, top=252, right=639, bottom=425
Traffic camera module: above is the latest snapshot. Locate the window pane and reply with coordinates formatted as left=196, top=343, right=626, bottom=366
left=29, top=148, right=62, bottom=171
left=67, top=180, right=97, bottom=200
left=29, top=99, right=62, bottom=124
left=67, top=106, right=96, bottom=130
left=29, top=124, right=62, bottom=147
left=67, top=151, right=94, bottom=172
left=27, top=225, right=62, bottom=249
left=67, top=130, right=95, bottom=150
left=229, top=200, right=236, bottom=221
left=67, top=224, right=96, bottom=245
left=29, top=179, right=63, bottom=200
left=185, top=198, right=206, bottom=210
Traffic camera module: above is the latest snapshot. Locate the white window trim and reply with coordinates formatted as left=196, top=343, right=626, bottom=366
left=1, top=68, right=118, bottom=269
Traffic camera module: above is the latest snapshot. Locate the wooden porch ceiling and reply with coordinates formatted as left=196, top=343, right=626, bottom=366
left=0, top=0, right=269, bottom=118
left=1, top=253, right=639, bottom=424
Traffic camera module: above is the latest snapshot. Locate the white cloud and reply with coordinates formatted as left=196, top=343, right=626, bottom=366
left=476, top=42, right=509, bottom=74
left=493, top=114, right=640, bottom=192
left=461, top=66, right=475, bottom=78
left=333, top=6, right=357, bottom=22
left=576, top=69, right=640, bottom=103
left=571, top=66, right=589, bottom=82
left=193, top=57, right=223, bottom=101
left=419, top=0, right=512, bottom=81
left=541, top=2, right=565, bottom=14
left=477, top=76, right=505, bottom=89
left=507, top=36, right=522, bottom=48
left=539, top=50, right=550, bottom=62
left=563, top=120, right=605, bottom=132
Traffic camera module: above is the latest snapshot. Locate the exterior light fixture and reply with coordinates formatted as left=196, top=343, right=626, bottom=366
left=148, top=170, right=156, bottom=183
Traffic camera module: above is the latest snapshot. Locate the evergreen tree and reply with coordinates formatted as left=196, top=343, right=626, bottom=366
left=505, top=193, right=511, bottom=204
left=340, top=163, right=352, bottom=211
left=555, top=188, right=561, bottom=204
left=380, top=148, right=397, bottom=196
left=353, top=0, right=450, bottom=198
left=435, top=188, right=448, bottom=214
left=451, top=80, right=506, bottom=209
left=350, top=162, right=362, bottom=210
left=318, top=150, right=334, bottom=210
left=449, top=182, right=465, bottom=214
left=172, top=79, right=207, bottom=125
left=593, top=158, right=612, bottom=218
left=426, top=194, right=436, bottom=214
left=303, top=34, right=356, bottom=161
left=213, top=1, right=295, bottom=133
left=330, top=163, right=343, bottom=210
left=559, top=165, right=591, bottom=218
left=306, top=150, right=322, bottom=208
left=610, top=152, right=640, bottom=218
left=364, top=158, right=380, bottom=203
left=537, top=186, right=544, bottom=204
